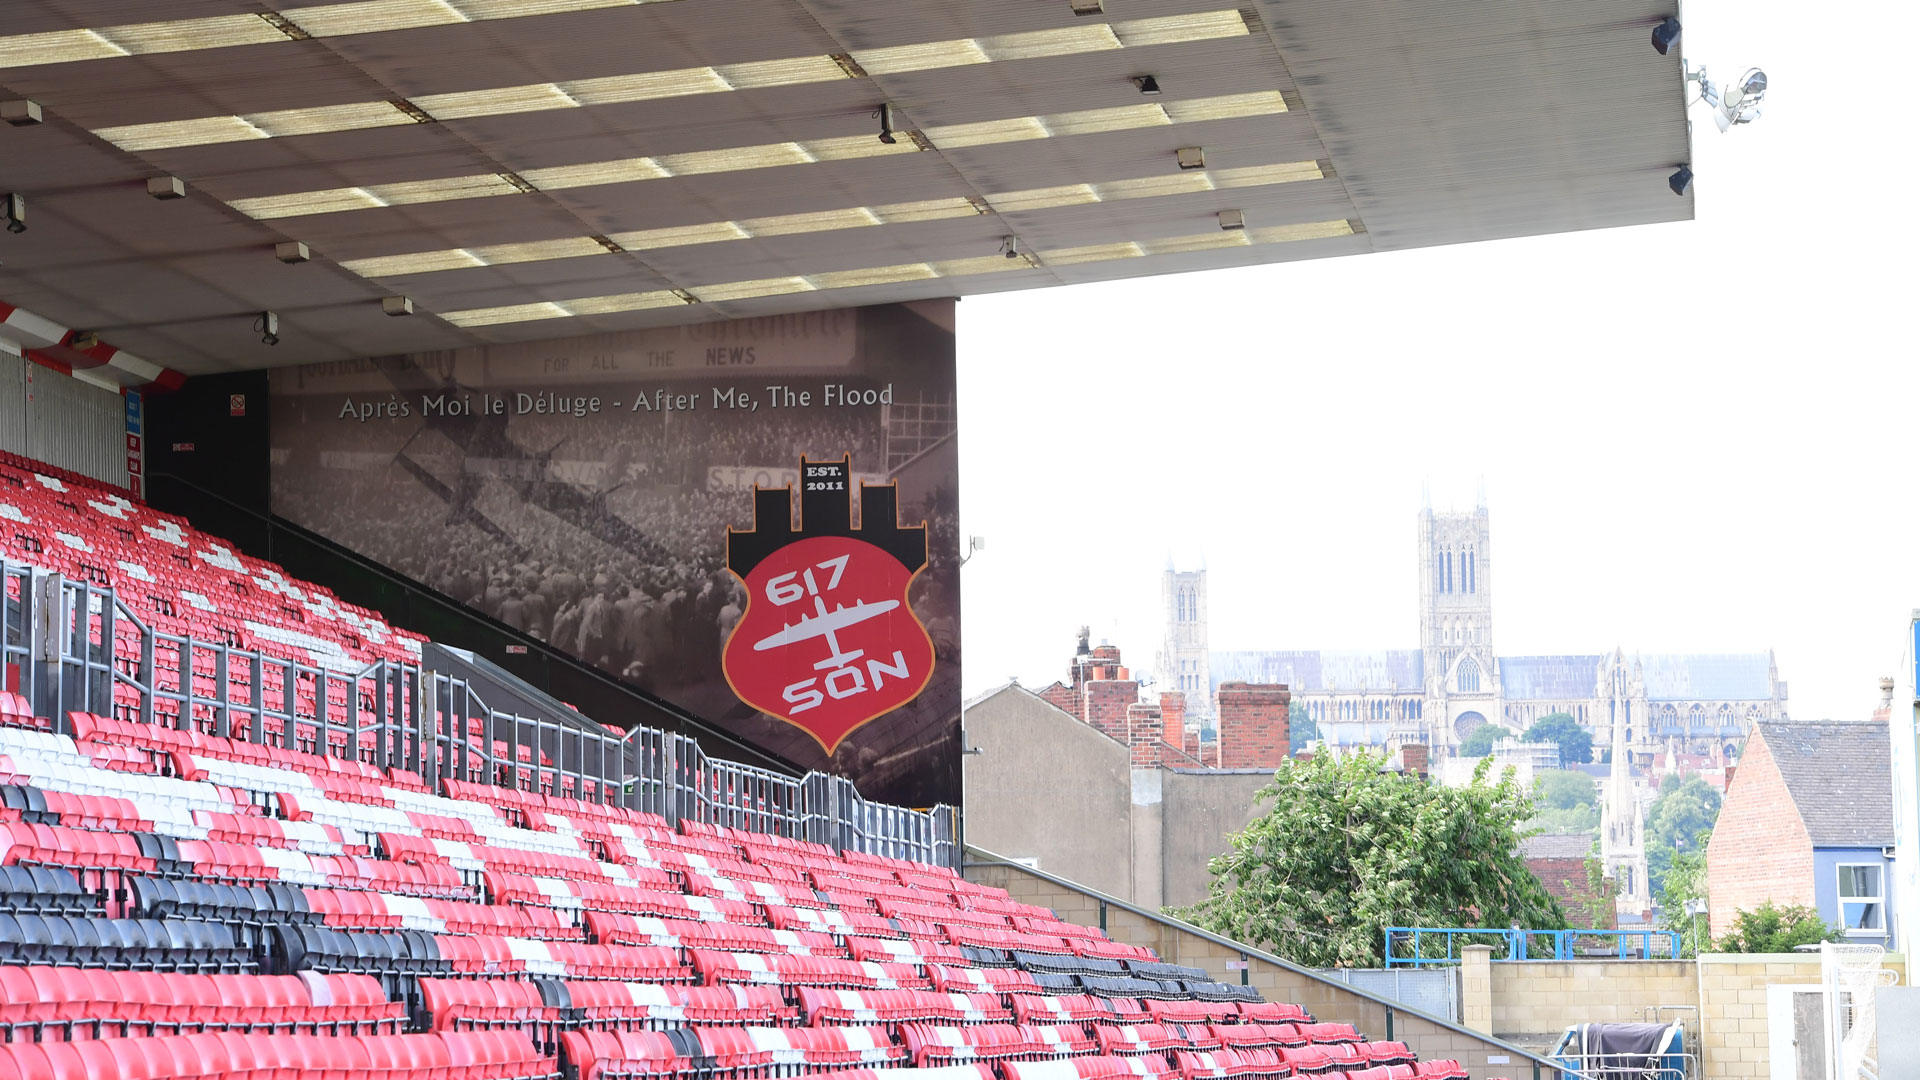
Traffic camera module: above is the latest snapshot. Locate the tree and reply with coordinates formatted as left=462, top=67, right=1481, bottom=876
left=1523, top=712, right=1593, bottom=767
left=1527, top=769, right=1599, bottom=834
left=1173, top=751, right=1566, bottom=968
left=1716, top=901, right=1839, bottom=954
left=1659, top=830, right=1710, bottom=956
left=1645, top=776, right=1722, bottom=894
left=1458, top=724, right=1504, bottom=758
left=1288, top=705, right=1319, bottom=755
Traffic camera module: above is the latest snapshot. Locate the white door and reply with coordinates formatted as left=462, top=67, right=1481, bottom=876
left=1766, top=984, right=1829, bottom=1080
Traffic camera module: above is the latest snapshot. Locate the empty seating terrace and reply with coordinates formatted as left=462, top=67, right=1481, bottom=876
left=0, top=452, right=1471, bottom=1080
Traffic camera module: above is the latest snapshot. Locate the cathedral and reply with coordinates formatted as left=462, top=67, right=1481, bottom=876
left=1159, top=495, right=1791, bottom=768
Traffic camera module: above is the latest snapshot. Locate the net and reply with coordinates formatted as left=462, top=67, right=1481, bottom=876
left=1821, top=943, right=1900, bottom=1080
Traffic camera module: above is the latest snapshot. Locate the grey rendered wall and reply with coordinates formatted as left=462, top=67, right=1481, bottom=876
left=1159, top=769, right=1276, bottom=908
left=962, top=685, right=1133, bottom=898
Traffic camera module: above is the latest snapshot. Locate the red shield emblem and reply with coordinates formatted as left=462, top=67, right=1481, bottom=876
left=723, top=457, right=934, bottom=753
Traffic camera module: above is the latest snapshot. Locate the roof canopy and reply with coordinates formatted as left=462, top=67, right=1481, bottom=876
left=0, top=0, right=1689, bottom=374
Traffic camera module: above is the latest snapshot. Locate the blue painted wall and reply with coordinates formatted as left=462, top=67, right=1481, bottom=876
left=1813, top=846, right=1897, bottom=948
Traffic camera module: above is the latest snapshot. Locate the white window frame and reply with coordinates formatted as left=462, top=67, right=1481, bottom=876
left=1836, top=862, right=1886, bottom=936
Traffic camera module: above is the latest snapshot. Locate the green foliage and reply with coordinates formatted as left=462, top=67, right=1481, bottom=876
left=1523, top=712, right=1594, bottom=768
left=1458, top=724, right=1504, bottom=758
left=1715, top=900, right=1839, bottom=954
left=1288, top=705, right=1320, bottom=755
left=1534, top=769, right=1598, bottom=810
left=1173, top=751, right=1566, bottom=968
left=1646, top=776, right=1722, bottom=894
left=1659, top=830, right=1710, bottom=956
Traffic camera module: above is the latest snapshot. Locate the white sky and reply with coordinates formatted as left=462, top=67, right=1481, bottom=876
left=955, top=0, right=1919, bottom=723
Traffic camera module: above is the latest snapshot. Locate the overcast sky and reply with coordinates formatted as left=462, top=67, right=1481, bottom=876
left=955, top=0, right=1918, bottom=723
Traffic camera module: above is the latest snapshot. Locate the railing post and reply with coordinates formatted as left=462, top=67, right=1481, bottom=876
left=212, top=644, right=230, bottom=740
left=31, top=571, right=65, bottom=723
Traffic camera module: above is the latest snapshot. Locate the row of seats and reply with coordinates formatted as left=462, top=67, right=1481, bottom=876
left=0, top=967, right=402, bottom=1037
left=0, top=914, right=246, bottom=971
left=0, top=1029, right=556, bottom=1080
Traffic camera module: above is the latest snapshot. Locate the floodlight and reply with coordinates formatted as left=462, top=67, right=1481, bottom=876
left=147, top=176, right=187, bottom=200
left=875, top=103, right=897, bottom=145
left=275, top=241, right=311, bottom=264
left=2, top=100, right=43, bottom=127
left=1176, top=146, right=1206, bottom=170
left=1218, top=209, right=1245, bottom=230
left=1668, top=166, right=1693, bottom=197
left=381, top=296, right=415, bottom=316
left=255, top=311, right=280, bottom=346
left=3, top=193, right=23, bottom=234
left=1134, top=75, right=1162, bottom=95
left=1651, top=17, right=1681, bottom=56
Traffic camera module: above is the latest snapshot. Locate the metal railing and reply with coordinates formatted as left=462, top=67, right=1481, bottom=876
left=6, top=556, right=959, bottom=867
left=1385, top=926, right=1686, bottom=967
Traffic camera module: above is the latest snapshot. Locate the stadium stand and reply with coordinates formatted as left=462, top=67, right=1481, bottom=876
left=0, top=452, right=1472, bottom=1080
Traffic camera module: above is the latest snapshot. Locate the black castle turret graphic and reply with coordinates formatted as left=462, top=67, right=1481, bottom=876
left=727, top=457, right=926, bottom=577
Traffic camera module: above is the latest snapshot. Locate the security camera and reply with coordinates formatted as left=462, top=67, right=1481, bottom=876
left=1651, top=17, right=1681, bottom=56
left=1, top=100, right=43, bottom=126
left=1668, top=166, right=1693, bottom=197
left=3, top=193, right=23, bottom=234
left=1000, top=236, right=1020, bottom=260
left=255, top=311, right=280, bottom=346
left=70, top=332, right=99, bottom=351
left=875, top=103, right=897, bottom=145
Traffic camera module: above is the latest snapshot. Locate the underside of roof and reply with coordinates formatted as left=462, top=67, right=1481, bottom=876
left=0, top=0, right=1691, bottom=375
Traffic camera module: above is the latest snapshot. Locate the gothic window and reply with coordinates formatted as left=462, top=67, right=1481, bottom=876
left=1689, top=704, right=1707, bottom=729
left=1659, top=704, right=1678, bottom=731
left=1466, top=546, right=1476, bottom=593
left=1435, top=550, right=1445, bottom=592
left=1717, top=705, right=1733, bottom=730
left=1457, top=657, right=1481, bottom=693
left=1445, top=550, right=1453, bottom=594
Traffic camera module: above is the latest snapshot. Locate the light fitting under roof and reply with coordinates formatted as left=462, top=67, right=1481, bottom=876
left=87, top=10, right=1251, bottom=152
left=339, top=160, right=1324, bottom=279
left=229, top=91, right=1290, bottom=221
left=0, top=1, right=682, bottom=70
left=439, top=219, right=1354, bottom=327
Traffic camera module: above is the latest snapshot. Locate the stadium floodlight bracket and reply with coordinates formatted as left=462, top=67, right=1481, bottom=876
left=382, top=296, right=415, bottom=317
left=875, top=103, right=897, bottom=145
left=1685, top=62, right=1768, bottom=133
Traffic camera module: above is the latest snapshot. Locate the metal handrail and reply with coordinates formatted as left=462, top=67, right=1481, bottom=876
left=963, top=845, right=1572, bottom=1079
left=6, top=553, right=960, bottom=866
left=1385, top=927, right=1686, bottom=966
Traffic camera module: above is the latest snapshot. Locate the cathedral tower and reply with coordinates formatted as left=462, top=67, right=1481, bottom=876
left=1419, top=489, right=1497, bottom=747
left=1158, top=563, right=1212, bottom=727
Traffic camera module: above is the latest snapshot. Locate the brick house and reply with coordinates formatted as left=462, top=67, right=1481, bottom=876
left=1520, top=833, right=1615, bottom=929
left=1705, top=721, right=1894, bottom=945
